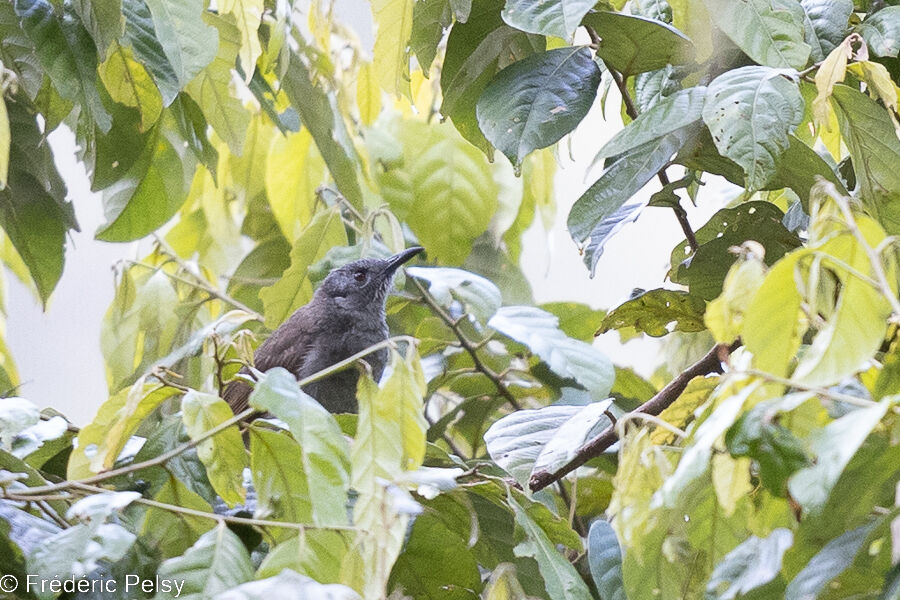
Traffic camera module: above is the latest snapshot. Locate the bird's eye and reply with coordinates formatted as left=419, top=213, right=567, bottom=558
left=353, top=271, right=366, bottom=283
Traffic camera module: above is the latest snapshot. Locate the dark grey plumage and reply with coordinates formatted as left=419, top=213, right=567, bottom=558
left=224, top=247, right=424, bottom=415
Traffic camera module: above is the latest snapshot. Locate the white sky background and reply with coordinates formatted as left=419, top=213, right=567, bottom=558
left=6, top=1, right=738, bottom=424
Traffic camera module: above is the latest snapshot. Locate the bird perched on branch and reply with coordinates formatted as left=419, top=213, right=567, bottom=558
left=224, top=246, right=424, bottom=415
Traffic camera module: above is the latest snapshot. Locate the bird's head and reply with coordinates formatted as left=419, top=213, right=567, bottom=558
left=317, top=246, right=424, bottom=312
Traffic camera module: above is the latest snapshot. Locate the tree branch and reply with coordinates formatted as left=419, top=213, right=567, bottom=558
left=411, top=278, right=521, bottom=410
left=529, top=342, right=738, bottom=492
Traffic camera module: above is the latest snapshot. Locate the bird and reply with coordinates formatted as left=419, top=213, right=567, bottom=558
left=223, top=246, right=424, bottom=415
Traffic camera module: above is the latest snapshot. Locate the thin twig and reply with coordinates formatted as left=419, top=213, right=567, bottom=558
left=64, top=481, right=358, bottom=533
left=742, top=369, right=878, bottom=407
left=529, top=342, right=737, bottom=492
left=411, top=278, right=521, bottom=410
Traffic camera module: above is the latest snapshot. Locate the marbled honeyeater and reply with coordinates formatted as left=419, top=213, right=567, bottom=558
left=224, top=246, right=424, bottom=415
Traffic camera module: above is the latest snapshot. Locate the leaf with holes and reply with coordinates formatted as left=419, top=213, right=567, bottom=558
left=598, top=289, right=707, bottom=338
left=702, top=66, right=805, bottom=191
left=476, top=47, right=600, bottom=168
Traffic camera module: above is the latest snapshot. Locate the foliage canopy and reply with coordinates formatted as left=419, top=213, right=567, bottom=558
left=0, top=0, right=900, bottom=598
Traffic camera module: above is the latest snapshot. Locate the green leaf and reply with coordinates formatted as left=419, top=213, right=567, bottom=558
left=410, top=0, right=450, bottom=77
left=799, top=0, right=852, bottom=61
left=185, top=12, right=249, bottom=156
left=248, top=426, right=313, bottom=539
left=788, top=400, right=890, bottom=516
left=702, top=0, right=810, bottom=69
left=98, top=41, right=164, bottom=131
left=249, top=368, right=350, bottom=526
left=441, top=0, right=543, bottom=155
left=227, top=237, right=291, bottom=314
left=281, top=50, right=364, bottom=208
left=219, top=0, right=263, bottom=80
left=406, top=266, right=502, bottom=326
left=784, top=524, right=874, bottom=600
left=389, top=512, right=483, bottom=599
left=28, top=521, right=135, bottom=590
left=509, top=494, right=592, bottom=600
left=831, top=84, right=900, bottom=235
left=264, top=128, right=326, bottom=243
left=121, top=0, right=180, bottom=105
left=726, top=397, right=812, bottom=495
left=71, top=0, right=122, bottom=55
left=669, top=201, right=801, bottom=300
left=377, top=119, right=498, bottom=264
left=701, top=66, right=804, bottom=191
left=259, top=208, right=347, bottom=328
left=483, top=402, right=610, bottom=486
left=706, top=529, right=792, bottom=599
left=67, top=381, right=180, bottom=479
left=765, top=134, right=847, bottom=205
left=95, top=122, right=194, bottom=242
left=489, top=306, right=614, bottom=398
left=351, top=349, right=427, bottom=597
left=567, top=127, right=691, bottom=275
left=372, top=0, right=414, bottom=97
left=156, top=523, right=254, bottom=599
left=0, top=1, right=43, bottom=99
left=181, top=391, right=247, bottom=508
left=13, top=0, right=112, bottom=131
left=583, top=11, right=695, bottom=76
left=143, top=0, right=217, bottom=87
left=476, top=47, right=600, bottom=168
left=593, top=86, right=706, bottom=162
left=141, top=475, right=214, bottom=559
left=215, top=569, right=362, bottom=600
left=500, top=0, right=595, bottom=39
left=0, top=97, right=75, bottom=304
left=857, top=6, right=900, bottom=58
left=256, top=529, right=352, bottom=581
left=597, top=288, right=707, bottom=337
left=540, top=302, right=606, bottom=342
left=587, top=520, right=626, bottom=600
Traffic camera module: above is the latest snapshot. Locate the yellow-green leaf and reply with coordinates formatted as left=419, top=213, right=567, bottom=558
left=711, top=453, right=753, bottom=517
left=705, top=251, right=767, bottom=344
left=265, top=128, right=326, bottom=243
left=98, top=41, right=163, bottom=131
left=68, top=379, right=180, bottom=479
left=372, top=0, right=414, bottom=98
left=259, top=207, right=347, bottom=328
left=182, top=390, right=247, bottom=507
left=813, top=36, right=852, bottom=129
left=356, top=61, right=382, bottom=125
left=185, top=12, right=250, bottom=155
left=219, top=0, right=262, bottom=82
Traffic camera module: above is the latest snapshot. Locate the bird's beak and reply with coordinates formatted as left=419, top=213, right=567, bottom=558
left=382, top=246, right=424, bottom=276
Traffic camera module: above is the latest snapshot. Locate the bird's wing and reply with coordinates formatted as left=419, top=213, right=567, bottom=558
left=223, top=306, right=316, bottom=415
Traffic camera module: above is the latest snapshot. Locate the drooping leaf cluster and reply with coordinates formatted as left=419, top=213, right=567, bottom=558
left=0, top=0, right=900, bottom=599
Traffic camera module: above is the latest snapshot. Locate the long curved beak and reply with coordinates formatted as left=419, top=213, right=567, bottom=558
left=382, top=246, right=424, bottom=276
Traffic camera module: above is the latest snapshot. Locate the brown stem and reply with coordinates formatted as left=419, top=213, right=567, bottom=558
left=412, top=278, right=521, bottom=411
left=528, top=342, right=738, bottom=492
